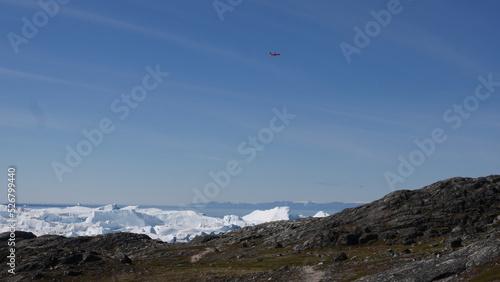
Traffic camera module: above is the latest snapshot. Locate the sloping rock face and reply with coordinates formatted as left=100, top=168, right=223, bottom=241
left=356, top=236, right=500, bottom=282
left=0, top=232, right=165, bottom=281
left=209, top=175, right=500, bottom=249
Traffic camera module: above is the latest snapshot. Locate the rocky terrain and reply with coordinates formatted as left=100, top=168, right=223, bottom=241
left=1, top=175, right=499, bottom=281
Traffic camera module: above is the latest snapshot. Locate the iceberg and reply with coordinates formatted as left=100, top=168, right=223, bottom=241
left=0, top=204, right=304, bottom=243
left=313, top=211, right=329, bottom=218
left=242, top=206, right=299, bottom=224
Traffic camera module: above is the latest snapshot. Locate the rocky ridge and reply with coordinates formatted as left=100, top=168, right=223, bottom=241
left=204, top=175, right=500, bottom=250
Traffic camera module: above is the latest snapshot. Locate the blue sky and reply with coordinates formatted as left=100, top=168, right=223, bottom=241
left=1, top=0, right=499, bottom=206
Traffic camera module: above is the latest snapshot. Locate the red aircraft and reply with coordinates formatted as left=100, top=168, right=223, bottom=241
left=269, top=52, right=280, bottom=56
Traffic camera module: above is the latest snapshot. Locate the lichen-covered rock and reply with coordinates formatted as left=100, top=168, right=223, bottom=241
left=355, top=237, right=500, bottom=282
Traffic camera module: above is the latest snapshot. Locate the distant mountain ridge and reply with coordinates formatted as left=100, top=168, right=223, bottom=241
left=189, top=201, right=365, bottom=211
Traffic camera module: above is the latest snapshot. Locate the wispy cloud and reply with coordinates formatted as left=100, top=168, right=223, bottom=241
left=0, top=50, right=140, bottom=82
left=0, top=67, right=116, bottom=93
left=311, top=106, right=412, bottom=130
left=58, top=7, right=297, bottom=77
left=312, top=181, right=342, bottom=187
left=184, top=154, right=230, bottom=163
left=285, top=122, right=396, bottom=162
left=165, top=81, right=268, bottom=103
left=0, top=105, right=72, bottom=131
left=254, top=1, right=363, bottom=33
left=379, top=6, right=491, bottom=76
left=29, top=99, right=46, bottom=127
left=0, top=108, right=38, bottom=130
left=0, top=0, right=38, bottom=9
left=312, top=181, right=364, bottom=189
left=393, top=30, right=488, bottom=76
left=112, top=125, right=198, bottom=151
left=2, top=0, right=250, bottom=69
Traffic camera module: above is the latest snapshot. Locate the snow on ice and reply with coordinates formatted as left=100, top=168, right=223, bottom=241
left=242, top=207, right=299, bottom=224
left=0, top=204, right=324, bottom=243
left=312, top=211, right=330, bottom=218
